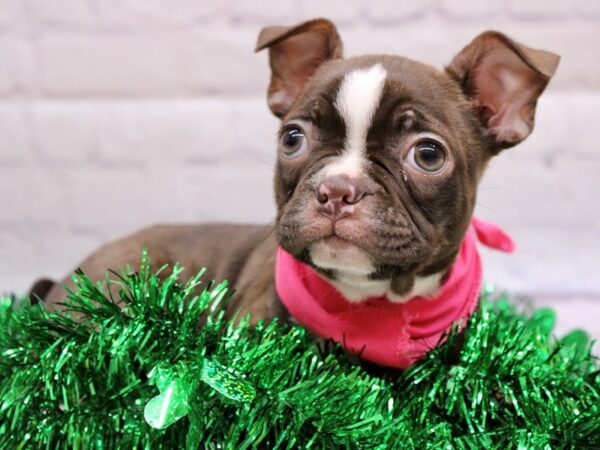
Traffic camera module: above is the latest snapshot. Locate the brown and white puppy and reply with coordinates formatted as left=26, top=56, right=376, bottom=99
left=39, top=19, right=558, bottom=323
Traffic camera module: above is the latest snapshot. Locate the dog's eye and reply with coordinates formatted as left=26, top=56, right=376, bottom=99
left=280, top=127, right=307, bottom=157
left=407, top=140, right=447, bottom=173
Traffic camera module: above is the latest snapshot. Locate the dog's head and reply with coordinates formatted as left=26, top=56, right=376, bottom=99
left=256, top=19, right=559, bottom=302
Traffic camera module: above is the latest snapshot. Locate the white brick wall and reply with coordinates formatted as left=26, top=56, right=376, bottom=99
left=1, top=1, right=599, bottom=340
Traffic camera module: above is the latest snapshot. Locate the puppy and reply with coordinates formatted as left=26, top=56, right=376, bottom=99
left=39, top=19, right=558, bottom=341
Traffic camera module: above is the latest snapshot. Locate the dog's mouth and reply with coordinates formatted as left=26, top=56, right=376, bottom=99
left=308, top=232, right=375, bottom=275
left=320, top=233, right=353, bottom=249
left=277, top=194, right=427, bottom=276
left=311, top=228, right=371, bottom=258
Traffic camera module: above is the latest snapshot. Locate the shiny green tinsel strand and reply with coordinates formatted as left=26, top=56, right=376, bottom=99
left=0, top=255, right=598, bottom=449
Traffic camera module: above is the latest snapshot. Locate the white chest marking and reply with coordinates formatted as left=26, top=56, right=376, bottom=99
left=327, top=271, right=445, bottom=304
left=386, top=272, right=446, bottom=303
left=323, top=64, right=387, bottom=178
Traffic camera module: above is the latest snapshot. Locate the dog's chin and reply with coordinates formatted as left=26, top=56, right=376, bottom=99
left=309, top=237, right=374, bottom=276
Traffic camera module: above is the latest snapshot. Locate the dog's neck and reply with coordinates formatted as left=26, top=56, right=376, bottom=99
left=323, top=270, right=445, bottom=303
left=275, top=218, right=514, bottom=369
left=308, top=238, right=447, bottom=303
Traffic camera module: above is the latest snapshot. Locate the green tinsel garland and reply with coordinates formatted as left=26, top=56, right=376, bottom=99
left=0, top=254, right=598, bottom=449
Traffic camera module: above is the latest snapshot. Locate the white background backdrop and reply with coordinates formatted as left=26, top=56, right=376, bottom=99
left=1, top=0, right=599, bottom=339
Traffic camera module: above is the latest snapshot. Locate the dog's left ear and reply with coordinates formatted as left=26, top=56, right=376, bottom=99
left=255, top=18, right=343, bottom=118
left=446, top=31, right=560, bottom=152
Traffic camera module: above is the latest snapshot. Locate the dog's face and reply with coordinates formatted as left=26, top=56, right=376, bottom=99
left=257, top=19, right=559, bottom=302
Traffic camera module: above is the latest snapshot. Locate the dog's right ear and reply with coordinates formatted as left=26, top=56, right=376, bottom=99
left=255, top=18, right=343, bottom=118
left=446, top=31, right=560, bottom=152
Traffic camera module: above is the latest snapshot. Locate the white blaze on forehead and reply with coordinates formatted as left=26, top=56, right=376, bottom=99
left=325, top=64, right=387, bottom=178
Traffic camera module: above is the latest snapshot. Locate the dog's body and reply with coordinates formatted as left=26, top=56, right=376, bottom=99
left=40, top=18, right=558, bottom=332
left=43, top=224, right=282, bottom=321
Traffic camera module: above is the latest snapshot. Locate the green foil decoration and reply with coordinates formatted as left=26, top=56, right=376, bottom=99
left=0, top=254, right=598, bottom=449
left=144, top=365, right=191, bottom=429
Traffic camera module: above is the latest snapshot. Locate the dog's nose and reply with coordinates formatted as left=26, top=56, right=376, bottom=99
left=316, top=176, right=364, bottom=220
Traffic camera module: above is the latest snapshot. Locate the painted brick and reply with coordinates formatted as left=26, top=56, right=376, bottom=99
left=0, top=39, right=35, bottom=95
left=341, top=23, right=445, bottom=68
left=96, top=102, right=187, bottom=164
left=226, top=0, right=297, bottom=22
left=573, top=0, right=600, bottom=17
left=141, top=163, right=276, bottom=225
left=0, top=227, right=41, bottom=294
left=476, top=158, right=600, bottom=229
left=507, top=0, right=572, bottom=19
left=479, top=226, right=600, bottom=295
left=33, top=21, right=600, bottom=98
left=37, top=35, right=188, bottom=96
left=182, top=164, right=276, bottom=223
left=438, top=0, right=504, bottom=19
left=297, top=0, right=362, bottom=24
left=33, top=228, right=104, bottom=284
left=559, top=93, right=600, bottom=159
left=179, top=28, right=268, bottom=95
left=0, top=166, right=66, bottom=227
left=343, top=21, right=600, bottom=90
left=28, top=0, right=96, bottom=27
left=30, top=102, right=97, bottom=163
left=37, top=30, right=267, bottom=96
left=61, top=168, right=153, bottom=234
left=0, top=0, right=20, bottom=27
left=365, top=0, right=433, bottom=23
left=228, top=99, right=280, bottom=161
left=0, top=104, right=29, bottom=165
left=96, top=99, right=277, bottom=164
left=96, top=0, right=221, bottom=28
left=140, top=165, right=211, bottom=224
left=0, top=224, right=103, bottom=295
left=60, top=162, right=275, bottom=233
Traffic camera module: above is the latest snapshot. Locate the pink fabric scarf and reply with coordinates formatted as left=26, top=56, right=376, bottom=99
left=275, top=217, right=514, bottom=369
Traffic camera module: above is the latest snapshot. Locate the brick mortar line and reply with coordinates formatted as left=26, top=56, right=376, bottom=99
left=1, top=91, right=599, bottom=103
left=2, top=12, right=600, bottom=31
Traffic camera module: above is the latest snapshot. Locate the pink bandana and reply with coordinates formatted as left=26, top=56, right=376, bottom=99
left=275, top=217, right=514, bottom=369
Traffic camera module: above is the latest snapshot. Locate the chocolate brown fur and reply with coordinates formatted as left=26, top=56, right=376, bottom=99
left=40, top=19, right=558, bottom=323
left=44, top=224, right=280, bottom=321
left=274, top=56, right=486, bottom=294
